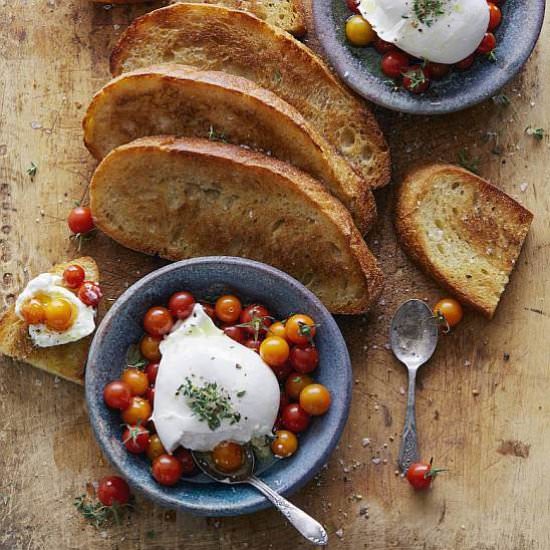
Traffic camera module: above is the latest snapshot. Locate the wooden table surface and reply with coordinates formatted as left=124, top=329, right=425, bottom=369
left=1, top=1, right=549, bottom=548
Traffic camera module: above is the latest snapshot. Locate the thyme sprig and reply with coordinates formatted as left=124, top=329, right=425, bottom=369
left=26, top=161, right=38, bottom=179
left=74, top=495, right=132, bottom=528
left=526, top=126, right=545, bottom=141
left=412, top=0, right=445, bottom=27
left=126, top=344, right=147, bottom=370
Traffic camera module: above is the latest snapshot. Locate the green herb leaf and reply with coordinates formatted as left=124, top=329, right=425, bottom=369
left=526, top=126, right=545, bottom=141
left=126, top=344, right=147, bottom=370
left=236, top=390, right=246, bottom=398
left=74, top=495, right=133, bottom=528
left=412, top=0, right=445, bottom=27
left=26, top=161, right=38, bottom=178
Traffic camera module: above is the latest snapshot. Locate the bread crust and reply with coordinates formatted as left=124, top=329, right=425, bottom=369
left=395, top=164, right=533, bottom=318
left=109, top=3, right=390, bottom=190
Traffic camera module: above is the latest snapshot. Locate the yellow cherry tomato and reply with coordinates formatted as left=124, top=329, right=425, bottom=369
left=215, top=295, right=242, bottom=323
left=147, top=434, right=166, bottom=461
left=44, top=297, right=75, bottom=331
left=268, top=321, right=287, bottom=340
left=345, top=15, right=375, bottom=47
left=271, top=430, right=298, bottom=458
left=121, top=368, right=149, bottom=396
left=121, top=396, right=152, bottom=425
left=299, top=384, right=331, bottom=416
left=285, top=314, right=317, bottom=346
left=212, top=441, right=244, bottom=473
left=140, top=334, right=162, bottom=362
left=20, top=298, right=46, bottom=325
left=434, top=298, right=463, bottom=328
left=260, top=336, right=290, bottom=367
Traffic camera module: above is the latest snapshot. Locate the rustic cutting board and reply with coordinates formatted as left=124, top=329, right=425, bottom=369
left=1, top=1, right=549, bottom=549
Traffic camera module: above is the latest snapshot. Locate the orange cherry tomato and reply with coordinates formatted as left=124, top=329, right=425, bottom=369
left=299, top=384, right=331, bottom=416
left=121, top=396, right=152, bottom=425
left=285, top=314, right=317, bottom=346
left=215, top=295, right=242, bottom=323
left=285, top=373, right=314, bottom=401
left=434, top=298, right=463, bottom=328
left=44, top=297, right=75, bottom=331
left=20, top=298, right=46, bottom=325
left=146, top=434, right=166, bottom=461
left=143, top=306, right=174, bottom=337
left=140, top=334, right=162, bottom=362
left=259, top=336, right=290, bottom=367
left=212, top=441, right=244, bottom=473
left=487, top=3, right=502, bottom=31
left=271, top=430, right=298, bottom=458
left=121, top=368, right=149, bottom=396
left=268, top=321, right=287, bottom=340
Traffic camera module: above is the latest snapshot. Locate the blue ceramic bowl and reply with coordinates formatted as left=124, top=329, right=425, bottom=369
left=313, top=0, right=545, bottom=114
left=85, top=257, right=352, bottom=516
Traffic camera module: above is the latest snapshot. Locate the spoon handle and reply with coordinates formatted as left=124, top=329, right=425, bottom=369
left=247, top=476, right=328, bottom=546
left=397, top=368, right=420, bottom=473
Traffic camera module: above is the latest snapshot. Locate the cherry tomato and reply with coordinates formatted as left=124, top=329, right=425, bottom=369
left=140, top=334, right=162, bottom=362
left=223, top=325, right=246, bottom=343
left=345, top=15, right=375, bottom=47
left=152, top=454, right=183, bottom=486
left=63, top=264, right=85, bottom=289
left=168, top=291, right=196, bottom=319
left=97, top=476, right=130, bottom=506
left=260, top=336, right=290, bottom=367
left=244, top=339, right=260, bottom=353
left=279, top=391, right=290, bottom=412
left=20, top=298, right=45, bottom=325
left=402, top=66, right=430, bottom=94
left=215, top=295, right=242, bottom=323
left=281, top=403, right=310, bottom=433
left=285, top=373, right=314, bottom=401
left=373, top=36, right=396, bottom=54
left=424, top=62, right=450, bottom=80
left=78, top=281, right=103, bottom=308
left=477, top=32, right=496, bottom=54
left=174, top=447, right=199, bottom=476
left=121, top=368, right=149, bottom=396
left=381, top=50, right=410, bottom=78
left=145, top=386, right=155, bottom=406
left=434, top=298, right=463, bottom=328
left=345, top=0, right=360, bottom=13
left=212, top=441, right=244, bottom=473
left=299, top=384, right=331, bottom=415
left=271, top=430, right=299, bottom=458
left=121, top=396, right=152, bottom=425
left=455, top=54, right=475, bottom=70
left=44, top=297, right=74, bottom=331
left=487, top=3, right=502, bottom=31
left=68, top=206, right=94, bottom=234
left=145, top=362, right=159, bottom=384
left=122, top=424, right=150, bottom=454
left=103, top=380, right=132, bottom=410
left=270, top=361, right=293, bottom=382
left=143, top=306, right=173, bottom=337
left=200, top=302, right=216, bottom=320
left=146, top=434, right=166, bottom=461
left=268, top=321, right=287, bottom=340
left=289, top=345, right=319, bottom=373
left=406, top=459, right=446, bottom=490
left=285, top=314, right=317, bottom=346
left=239, top=304, right=272, bottom=336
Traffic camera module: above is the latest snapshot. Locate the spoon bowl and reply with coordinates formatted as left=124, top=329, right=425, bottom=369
left=192, top=445, right=255, bottom=484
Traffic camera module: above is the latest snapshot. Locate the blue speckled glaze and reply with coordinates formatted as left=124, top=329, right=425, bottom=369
left=313, top=0, right=545, bottom=115
left=85, top=257, right=352, bottom=516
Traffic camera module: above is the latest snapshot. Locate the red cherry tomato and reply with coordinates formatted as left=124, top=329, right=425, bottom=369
left=289, top=345, right=319, bottom=373
left=373, top=36, right=395, bottom=54
left=122, top=424, right=150, bottom=454
left=152, top=454, right=183, bottom=486
left=68, top=206, right=94, bottom=234
left=424, top=62, right=450, bottom=80
left=239, top=304, right=272, bottom=336
left=345, top=0, right=360, bottom=13
left=143, top=306, right=174, bottom=337
left=381, top=50, right=410, bottom=78
left=97, top=476, right=130, bottom=506
left=244, top=339, right=261, bottom=353
left=145, top=362, right=159, bottom=385
left=103, top=380, right=132, bottom=410
left=487, top=3, right=502, bottom=31
left=173, top=447, right=199, bottom=476
left=477, top=32, right=496, bottom=54
left=455, top=55, right=475, bottom=70
left=270, top=361, right=293, bottom=382
left=145, top=386, right=155, bottom=406
left=78, top=281, right=103, bottom=307
left=168, top=291, right=196, bottom=320
left=402, top=66, right=430, bottom=94
left=63, top=264, right=85, bottom=289
left=281, top=403, right=311, bottom=433
left=406, top=459, right=447, bottom=490
left=279, top=391, right=290, bottom=412
left=200, top=302, right=216, bottom=320
left=223, top=325, right=246, bottom=343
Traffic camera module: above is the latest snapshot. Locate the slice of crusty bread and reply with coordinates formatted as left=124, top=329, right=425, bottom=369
left=109, top=3, right=390, bottom=190
left=0, top=257, right=100, bottom=385
left=90, top=136, right=383, bottom=314
left=395, top=165, right=533, bottom=318
left=83, top=65, right=376, bottom=233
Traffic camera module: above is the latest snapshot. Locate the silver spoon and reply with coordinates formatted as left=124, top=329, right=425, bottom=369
left=390, top=299, right=439, bottom=473
left=193, top=445, right=328, bottom=546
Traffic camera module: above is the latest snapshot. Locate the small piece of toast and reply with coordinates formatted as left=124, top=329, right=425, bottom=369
left=395, top=165, right=533, bottom=318
left=0, top=257, right=100, bottom=384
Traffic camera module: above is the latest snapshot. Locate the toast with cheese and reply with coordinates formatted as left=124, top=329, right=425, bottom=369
left=0, top=257, right=100, bottom=384
left=83, top=65, right=376, bottom=232
left=395, top=165, right=533, bottom=318
left=90, top=136, right=384, bottom=314
left=109, top=3, right=390, bottom=190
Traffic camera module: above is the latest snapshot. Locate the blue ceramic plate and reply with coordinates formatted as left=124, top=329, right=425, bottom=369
left=85, top=257, right=352, bottom=516
left=313, top=0, right=545, bottom=114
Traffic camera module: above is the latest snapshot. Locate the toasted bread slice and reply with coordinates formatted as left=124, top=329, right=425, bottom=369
left=0, top=257, right=100, bottom=385
left=90, top=136, right=383, bottom=314
left=395, top=165, right=533, bottom=318
left=83, top=65, right=376, bottom=232
left=109, top=3, right=390, bottom=190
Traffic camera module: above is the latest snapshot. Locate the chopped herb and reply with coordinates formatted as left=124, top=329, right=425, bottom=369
left=402, top=67, right=428, bottom=92
left=492, top=94, right=510, bottom=107
left=235, top=363, right=243, bottom=370
left=526, top=126, right=545, bottom=141
left=236, top=390, right=246, bottom=398
left=457, top=149, right=480, bottom=174
left=487, top=50, right=497, bottom=63
left=74, top=495, right=132, bottom=528
left=412, top=0, right=445, bottom=27
left=26, top=161, right=38, bottom=178
left=126, top=344, right=147, bottom=370
left=208, top=125, right=227, bottom=143
left=176, top=377, right=241, bottom=430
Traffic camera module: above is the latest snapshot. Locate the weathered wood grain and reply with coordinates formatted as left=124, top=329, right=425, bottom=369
left=0, top=1, right=548, bottom=548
